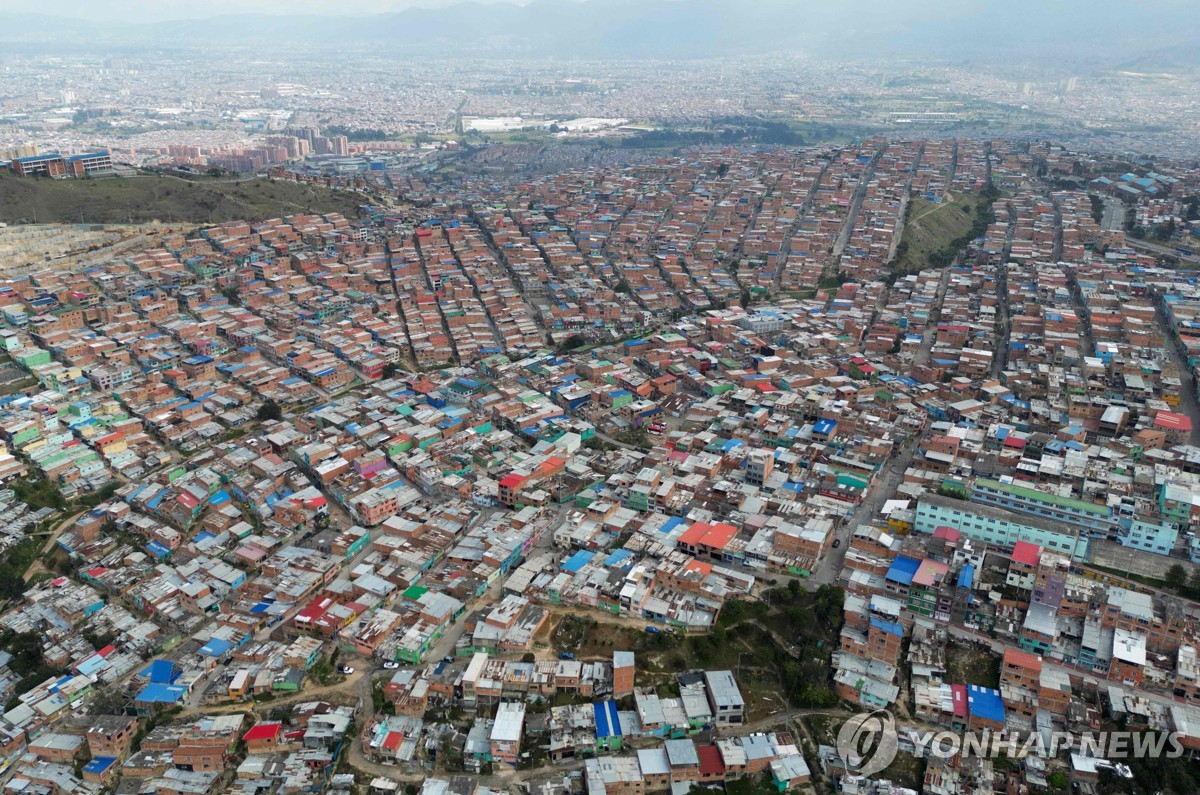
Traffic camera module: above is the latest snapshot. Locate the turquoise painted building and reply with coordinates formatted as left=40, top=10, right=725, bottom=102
left=915, top=493, right=1090, bottom=561
left=971, top=478, right=1118, bottom=540
left=1117, top=519, right=1178, bottom=556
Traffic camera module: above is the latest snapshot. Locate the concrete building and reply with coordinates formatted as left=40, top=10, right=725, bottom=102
left=703, top=670, right=744, bottom=725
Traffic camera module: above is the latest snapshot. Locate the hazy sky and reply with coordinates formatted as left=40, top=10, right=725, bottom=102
left=2, top=0, right=530, bottom=21
left=3, top=0, right=1193, bottom=27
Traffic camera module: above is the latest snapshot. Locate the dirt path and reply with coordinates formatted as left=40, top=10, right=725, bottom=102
left=177, top=668, right=367, bottom=717
left=907, top=191, right=958, bottom=225
left=343, top=704, right=848, bottom=787
left=22, top=507, right=90, bottom=582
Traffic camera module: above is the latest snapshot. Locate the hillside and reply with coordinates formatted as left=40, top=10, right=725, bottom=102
left=0, top=173, right=364, bottom=226
left=892, top=194, right=990, bottom=275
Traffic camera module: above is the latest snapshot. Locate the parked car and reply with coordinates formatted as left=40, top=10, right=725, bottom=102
left=832, top=538, right=841, bottom=548
left=442, top=656, right=455, bottom=664
left=382, top=661, right=400, bottom=669
left=645, top=626, right=662, bottom=634
left=558, top=652, right=575, bottom=660
left=337, top=665, right=354, bottom=675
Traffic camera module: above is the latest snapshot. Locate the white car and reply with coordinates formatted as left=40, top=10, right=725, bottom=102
left=337, top=665, right=354, bottom=675
left=382, top=661, right=400, bottom=669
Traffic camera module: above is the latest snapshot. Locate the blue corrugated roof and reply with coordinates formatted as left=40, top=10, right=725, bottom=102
left=83, top=757, right=117, bottom=774
left=604, top=548, right=634, bottom=567
left=137, top=683, right=187, bottom=703
left=75, top=654, right=109, bottom=677
left=661, top=516, right=687, bottom=535
left=563, top=550, right=595, bottom=574
left=593, top=700, right=622, bottom=738
left=199, top=638, right=233, bottom=657
left=967, top=685, right=1005, bottom=722
left=885, top=556, right=921, bottom=586
left=957, top=565, right=974, bottom=589
left=145, top=659, right=179, bottom=684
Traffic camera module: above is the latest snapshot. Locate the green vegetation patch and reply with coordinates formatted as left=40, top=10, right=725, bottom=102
left=892, top=190, right=994, bottom=274
left=0, top=171, right=363, bottom=225
left=945, top=640, right=1001, bottom=689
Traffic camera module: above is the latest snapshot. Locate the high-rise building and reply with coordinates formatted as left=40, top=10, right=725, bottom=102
left=1, top=143, right=39, bottom=161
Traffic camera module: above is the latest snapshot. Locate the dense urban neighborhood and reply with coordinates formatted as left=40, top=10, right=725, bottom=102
left=0, top=133, right=1199, bottom=795
left=2, top=3, right=1200, bottom=793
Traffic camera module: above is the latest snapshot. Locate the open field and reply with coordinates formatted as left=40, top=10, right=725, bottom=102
left=0, top=172, right=364, bottom=225
left=945, top=640, right=1001, bottom=689
left=893, top=193, right=989, bottom=274
left=543, top=585, right=844, bottom=721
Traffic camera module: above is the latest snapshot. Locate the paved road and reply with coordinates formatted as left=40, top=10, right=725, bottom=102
left=915, top=266, right=953, bottom=368
left=830, top=145, right=884, bottom=266
left=1101, top=196, right=1125, bottom=231
left=990, top=260, right=1010, bottom=379
left=1126, top=236, right=1200, bottom=264
left=1152, top=294, right=1200, bottom=446
left=1101, top=196, right=1200, bottom=263
left=774, top=159, right=831, bottom=292
left=809, top=435, right=919, bottom=586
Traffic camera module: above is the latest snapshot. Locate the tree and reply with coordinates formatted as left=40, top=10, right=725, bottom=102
left=1154, top=218, right=1177, bottom=242
left=556, top=334, right=586, bottom=354
left=1188, top=567, right=1200, bottom=596
left=0, top=565, right=25, bottom=600
left=256, top=400, right=282, bottom=422
left=6, top=632, right=42, bottom=676
left=382, top=362, right=400, bottom=379
left=1165, top=564, right=1188, bottom=592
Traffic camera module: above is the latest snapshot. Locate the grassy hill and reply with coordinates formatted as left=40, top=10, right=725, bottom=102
left=0, top=172, right=364, bottom=225
left=892, top=193, right=990, bottom=274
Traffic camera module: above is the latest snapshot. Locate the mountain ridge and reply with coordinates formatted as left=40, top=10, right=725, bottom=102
left=1, top=1, right=1198, bottom=64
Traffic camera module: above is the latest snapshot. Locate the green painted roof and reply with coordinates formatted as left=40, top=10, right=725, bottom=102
left=976, top=478, right=1108, bottom=515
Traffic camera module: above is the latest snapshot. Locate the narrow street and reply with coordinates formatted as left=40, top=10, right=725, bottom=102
left=1153, top=293, right=1200, bottom=446
left=774, top=158, right=830, bottom=292
left=915, top=266, right=952, bottom=368
left=808, top=435, right=919, bottom=586
left=990, top=261, right=1010, bottom=378
left=881, top=141, right=924, bottom=265
left=829, top=144, right=885, bottom=266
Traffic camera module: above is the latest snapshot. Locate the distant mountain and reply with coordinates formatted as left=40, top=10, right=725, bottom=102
left=2, top=0, right=1198, bottom=64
